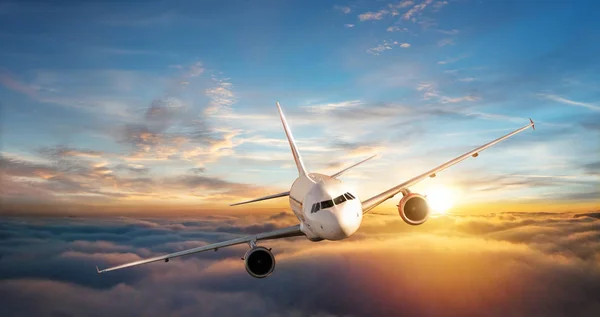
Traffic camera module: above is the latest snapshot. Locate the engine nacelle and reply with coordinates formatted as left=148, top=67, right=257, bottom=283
left=244, top=246, right=275, bottom=278
left=398, top=193, right=430, bottom=225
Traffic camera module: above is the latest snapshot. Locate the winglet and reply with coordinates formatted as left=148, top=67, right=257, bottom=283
left=96, top=266, right=102, bottom=274
left=529, top=118, right=535, bottom=130
left=276, top=101, right=309, bottom=176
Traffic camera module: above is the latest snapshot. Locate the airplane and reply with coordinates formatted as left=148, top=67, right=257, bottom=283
left=96, top=102, right=535, bottom=278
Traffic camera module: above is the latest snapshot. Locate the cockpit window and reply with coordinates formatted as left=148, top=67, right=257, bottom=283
left=333, top=194, right=346, bottom=205
left=311, top=202, right=321, bottom=213
left=311, top=192, right=355, bottom=213
left=320, top=200, right=334, bottom=209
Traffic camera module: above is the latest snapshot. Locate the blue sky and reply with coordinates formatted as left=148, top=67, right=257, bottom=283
left=1, top=0, right=599, bottom=213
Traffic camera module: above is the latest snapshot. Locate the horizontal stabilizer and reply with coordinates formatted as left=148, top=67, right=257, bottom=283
left=330, top=154, right=378, bottom=179
left=230, top=191, right=290, bottom=206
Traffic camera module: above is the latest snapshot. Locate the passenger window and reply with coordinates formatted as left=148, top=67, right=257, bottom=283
left=320, top=200, right=334, bottom=209
left=333, top=195, right=346, bottom=205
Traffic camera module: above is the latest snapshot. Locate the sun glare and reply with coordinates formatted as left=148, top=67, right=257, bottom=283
left=425, top=186, right=457, bottom=215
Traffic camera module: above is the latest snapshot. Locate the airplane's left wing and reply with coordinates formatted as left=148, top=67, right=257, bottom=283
left=96, top=224, right=304, bottom=274
left=361, top=119, right=535, bottom=214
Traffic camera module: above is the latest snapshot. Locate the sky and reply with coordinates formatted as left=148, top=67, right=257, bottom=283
left=1, top=1, right=600, bottom=316
left=1, top=0, right=599, bottom=215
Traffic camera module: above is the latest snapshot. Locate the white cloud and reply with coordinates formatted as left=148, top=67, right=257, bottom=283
left=367, top=41, right=410, bottom=55
left=205, top=78, right=236, bottom=115
left=359, top=10, right=389, bottom=21
left=334, top=5, right=351, bottom=14
left=388, top=1, right=415, bottom=16
left=403, top=0, right=433, bottom=20
left=386, top=26, right=409, bottom=32
left=432, top=1, right=449, bottom=10
left=437, top=55, right=466, bottom=65
left=345, top=24, right=355, bottom=28
left=188, top=62, right=204, bottom=77
left=439, top=95, right=479, bottom=103
left=538, top=94, right=600, bottom=112
left=367, top=43, right=393, bottom=55
left=303, top=100, right=362, bottom=113
left=415, top=82, right=478, bottom=103
left=437, top=38, right=455, bottom=47
left=438, top=29, right=459, bottom=35
left=458, top=77, right=476, bottom=82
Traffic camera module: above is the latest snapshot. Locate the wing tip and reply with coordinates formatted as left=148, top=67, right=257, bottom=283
left=529, top=118, right=535, bottom=130
left=96, top=265, right=102, bottom=274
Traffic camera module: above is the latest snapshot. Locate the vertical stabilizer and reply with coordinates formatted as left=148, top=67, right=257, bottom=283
left=276, top=102, right=308, bottom=177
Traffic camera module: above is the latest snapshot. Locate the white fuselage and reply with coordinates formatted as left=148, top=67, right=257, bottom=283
left=288, top=173, right=363, bottom=241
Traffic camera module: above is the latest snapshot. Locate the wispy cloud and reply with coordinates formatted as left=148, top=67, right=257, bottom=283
left=387, top=26, right=408, bottom=32
left=403, top=0, right=434, bottom=20
left=98, top=47, right=162, bottom=56
left=438, top=29, right=459, bottom=35
left=334, top=5, right=351, bottom=14
left=303, top=100, right=362, bottom=113
left=0, top=72, right=37, bottom=96
left=367, top=40, right=410, bottom=55
left=437, top=38, right=455, bottom=47
left=101, top=11, right=178, bottom=27
left=538, top=94, right=600, bottom=111
left=344, top=24, right=355, bottom=28
left=438, top=55, right=467, bottom=64
left=432, top=1, right=449, bottom=11
left=205, top=77, right=236, bottom=115
left=359, top=10, right=389, bottom=21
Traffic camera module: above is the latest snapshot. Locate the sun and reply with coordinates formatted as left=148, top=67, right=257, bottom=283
left=425, top=186, right=457, bottom=215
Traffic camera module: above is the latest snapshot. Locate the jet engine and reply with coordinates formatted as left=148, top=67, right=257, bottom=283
left=244, top=246, right=275, bottom=278
left=398, top=193, right=430, bottom=225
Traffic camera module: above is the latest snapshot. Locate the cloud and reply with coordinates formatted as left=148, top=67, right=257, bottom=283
left=583, top=161, right=600, bottom=176
left=334, top=5, right=351, bottom=14
left=358, top=10, right=388, bottom=21
left=344, top=23, right=355, bottom=28
left=366, top=40, right=408, bottom=55
left=538, top=94, right=600, bottom=112
left=205, top=78, right=236, bottom=115
left=303, top=100, right=362, bottom=113
left=437, top=37, right=455, bottom=47
left=432, top=1, right=449, bottom=11
left=101, top=11, right=178, bottom=27
left=38, top=145, right=104, bottom=159
left=437, top=55, right=466, bottom=64
left=438, top=28, right=459, bottom=35
left=0, top=72, right=37, bottom=96
left=403, top=0, right=434, bottom=20
left=1, top=212, right=600, bottom=316
left=387, top=26, right=408, bottom=32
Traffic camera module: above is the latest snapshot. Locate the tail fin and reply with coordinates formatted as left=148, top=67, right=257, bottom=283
left=276, top=102, right=308, bottom=176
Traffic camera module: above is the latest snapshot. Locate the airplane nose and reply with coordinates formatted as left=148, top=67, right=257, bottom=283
left=335, top=207, right=362, bottom=238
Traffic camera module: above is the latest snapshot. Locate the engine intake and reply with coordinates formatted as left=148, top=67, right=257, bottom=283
left=244, top=246, right=275, bottom=278
left=398, top=193, right=430, bottom=225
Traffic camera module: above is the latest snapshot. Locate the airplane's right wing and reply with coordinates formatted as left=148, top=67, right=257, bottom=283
left=96, top=224, right=304, bottom=274
left=361, top=119, right=535, bottom=214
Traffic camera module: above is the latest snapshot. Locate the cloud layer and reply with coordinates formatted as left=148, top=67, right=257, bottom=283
left=1, top=211, right=600, bottom=316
